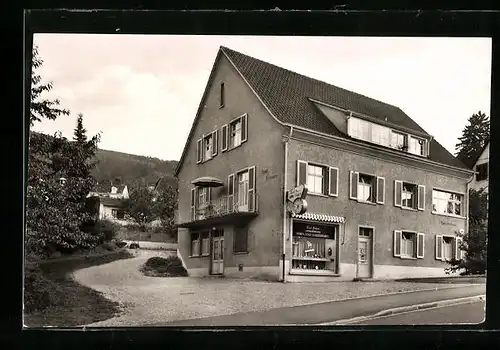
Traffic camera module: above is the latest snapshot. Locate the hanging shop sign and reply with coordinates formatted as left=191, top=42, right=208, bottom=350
left=287, top=184, right=308, bottom=215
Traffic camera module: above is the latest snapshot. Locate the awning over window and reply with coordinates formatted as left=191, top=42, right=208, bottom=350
left=191, top=176, right=224, bottom=188
left=292, top=212, right=345, bottom=223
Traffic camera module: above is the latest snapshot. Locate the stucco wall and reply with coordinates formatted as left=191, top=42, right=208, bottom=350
left=177, top=54, right=287, bottom=273
left=286, top=137, right=469, bottom=272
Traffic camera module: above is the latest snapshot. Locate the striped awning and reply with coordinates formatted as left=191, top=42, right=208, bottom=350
left=292, top=212, right=345, bottom=223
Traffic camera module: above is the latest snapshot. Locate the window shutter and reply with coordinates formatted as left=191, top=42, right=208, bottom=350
left=221, top=124, right=228, bottom=152
left=297, top=160, right=307, bottom=187
left=417, top=185, right=425, bottom=211
left=196, top=138, right=203, bottom=163
left=349, top=171, right=358, bottom=200
left=435, top=235, right=443, bottom=261
left=241, top=114, right=248, bottom=143
left=323, top=167, right=330, bottom=195
left=190, top=188, right=196, bottom=220
left=393, top=230, right=402, bottom=257
left=376, top=177, right=385, bottom=204
left=248, top=166, right=256, bottom=211
left=329, top=167, right=339, bottom=197
left=227, top=174, right=234, bottom=212
left=207, top=187, right=212, bottom=202
left=417, top=233, right=425, bottom=258
left=394, top=180, right=403, bottom=207
left=212, top=130, right=218, bottom=156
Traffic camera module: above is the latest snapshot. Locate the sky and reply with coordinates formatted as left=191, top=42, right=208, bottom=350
left=32, top=34, right=492, bottom=161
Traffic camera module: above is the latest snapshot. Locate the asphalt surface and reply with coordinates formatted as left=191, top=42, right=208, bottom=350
left=151, top=284, right=485, bottom=326
left=349, top=300, right=485, bottom=325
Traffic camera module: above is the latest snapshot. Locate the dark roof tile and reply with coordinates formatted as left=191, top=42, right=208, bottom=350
left=221, top=46, right=469, bottom=170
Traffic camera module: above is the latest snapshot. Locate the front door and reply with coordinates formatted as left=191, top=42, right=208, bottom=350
left=357, top=227, right=373, bottom=279
left=211, top=230, right=224, bottom=275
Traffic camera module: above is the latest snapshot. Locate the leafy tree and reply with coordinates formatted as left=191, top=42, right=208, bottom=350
left=30, top=46, right=69, bottom=126
left=125, top=187, right=156, bottom=231
left=153, top=184, right=178, bottom=236
left=446, top=188, right=488, bottom=275
left=455, top=111, right=490, bottom=168
left=26, top=46, right=101, bottom=256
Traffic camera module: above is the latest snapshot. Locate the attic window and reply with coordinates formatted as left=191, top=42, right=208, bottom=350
left=220, top=82, right=225, bottom=108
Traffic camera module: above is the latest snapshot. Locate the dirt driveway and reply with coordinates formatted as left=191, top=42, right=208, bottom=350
left=73, top=251, right=471, bottom=327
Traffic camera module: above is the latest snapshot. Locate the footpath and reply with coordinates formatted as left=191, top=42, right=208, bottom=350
left=151, top=284, right=485, bottom=326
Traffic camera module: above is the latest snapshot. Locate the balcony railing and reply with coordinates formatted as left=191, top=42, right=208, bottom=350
left=192, top=193, right=259, bottom=222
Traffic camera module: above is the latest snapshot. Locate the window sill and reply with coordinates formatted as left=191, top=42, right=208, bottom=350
left=401, top=206, right=418, bottom=212
left=233, top=251, right=248, bottom=255
left=356, top=199, right=377, bottom=205
left=400, top=256, right=418, bottom=260
left=224, top=140, right=247, bottom=153
left=431, top=212, right=466, bottom=220
left=201, top=254, right=210, bottom=257
left=308, top=192, right=329, bottom=198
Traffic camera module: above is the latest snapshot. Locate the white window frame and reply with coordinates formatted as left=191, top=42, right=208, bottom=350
left=400, top=231, right=417, bottom=259
left=391, top=130, right=407, bottom=150
left=409, top=136, right=426, bottom=156
left=204, top=133, right=213, bottom=161
left=357, top=173, right=374, bottom=203
left=228, top=114, right=247, bottom=150
left=401, top=182, right=417, bottom=209
left=431, top=188, right=465, bottom=218
left=307, top=164, right=324, bottom=195
left=201, top=231, right=210, bottom=256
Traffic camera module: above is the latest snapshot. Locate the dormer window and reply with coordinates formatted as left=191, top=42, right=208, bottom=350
left=408, top=136, right=425, bottom=156
left=391, top=131, right=408, bottom=151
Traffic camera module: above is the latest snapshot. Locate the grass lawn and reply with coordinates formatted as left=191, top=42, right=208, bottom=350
left=24, top=248, right=133, bottom=328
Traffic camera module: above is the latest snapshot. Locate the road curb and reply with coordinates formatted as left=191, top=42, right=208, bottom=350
left=318, top=294, right=486, bottom=325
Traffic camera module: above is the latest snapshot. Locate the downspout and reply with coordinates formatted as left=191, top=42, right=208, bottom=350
left=466, top=174, right=474, bottom=235
left=282, top=125, right=294, bottom=283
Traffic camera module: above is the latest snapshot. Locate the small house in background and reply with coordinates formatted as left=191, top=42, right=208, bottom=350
left=87, top=178, right=130, bottom=225
left=470, top=141, right=489, bottom=194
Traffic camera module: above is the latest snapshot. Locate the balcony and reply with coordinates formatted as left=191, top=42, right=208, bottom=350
left=177, top=194, right=259, bottom=228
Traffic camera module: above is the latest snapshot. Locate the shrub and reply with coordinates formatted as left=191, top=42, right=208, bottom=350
left=24, top=262, right=62, bottom=312
left=141, top=255, right=187, bottom=277
left=129, top=242, right=140, bottom=249
left=115, top=241, right=127, bottom=248
left=101, top=242, right=116, bottom=251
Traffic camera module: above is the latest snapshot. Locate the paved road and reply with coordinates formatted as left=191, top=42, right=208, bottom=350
left=152, top=284, right=485, bottom=326
left=349, top=300, right=485, bottom=325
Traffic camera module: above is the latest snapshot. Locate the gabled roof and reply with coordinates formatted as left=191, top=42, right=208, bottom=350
left=175, top=46, right=470, bottom=175
left=472, top=141, right=490, bottom=168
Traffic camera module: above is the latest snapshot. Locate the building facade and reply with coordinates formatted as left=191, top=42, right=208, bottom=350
left=174, top=46, right=474, bottom=282
left=470, top=142, right=489, bottom=194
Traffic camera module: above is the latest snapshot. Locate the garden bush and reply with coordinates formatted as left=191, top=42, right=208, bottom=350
left=140, top=255, right=188, bottom=277
left=115, top=241, right=127, bottom=248
left=24, top=261, right=63, bottom=312
left=129, top=242, right=140, bottom=249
